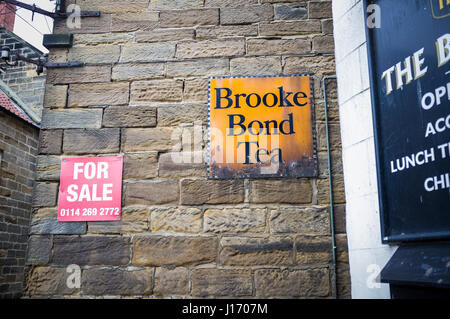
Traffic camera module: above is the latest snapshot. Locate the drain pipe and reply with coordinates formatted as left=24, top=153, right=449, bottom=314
left=322, top=75, right=338, bottom=298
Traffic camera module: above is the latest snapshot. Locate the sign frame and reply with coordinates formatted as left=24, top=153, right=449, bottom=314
left=57, top=155, right=124, bottom=222
left=206, top=74, right=318, bottom=179
left=364, top=0, right=450, bottom=243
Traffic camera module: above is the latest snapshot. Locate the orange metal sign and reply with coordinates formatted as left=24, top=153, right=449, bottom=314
left=208, top=75, right=317, bottom=178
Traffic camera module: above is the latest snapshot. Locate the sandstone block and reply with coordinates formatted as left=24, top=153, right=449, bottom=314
left=249, top=179, right=312, bottom=204
left=41, top=109, right=103, bottom=129
left=130, top=79, right=183, bottom=103
left=151, top=0, right=203, bottom=10
left=36, top=155, right=60, bottom=181
left=247, top=38, right=311, bottom=55
left=52, top=235, right=130, bottom=265
left=136, top=28, right=195, bottom=43
left=82, top=267, right=153, bottom=295
left=132, top=235, right=217, bottom=266
left=46, top=66, right=111, bottom=84
left=111, top=12, right=159, bottom=32
left=220, top=4, right=274, bottom=25
left=121, top=43, right=175, bottom=62
left=269, top=207, right=330, bottom=235
left=32, top=182, right=58, bottom=207
left=68, top=82, right=129, bottom=107
left=157, top=104, right=207, bottom=126
left=29, top=218, right=86, bottom=235
left=196, top=25, right=258, bottom=39
left=123, top=152, right=158, bottom=179
left=230, top=56, right=282, bottom=75
left=112, top=63, right=165, bottom=81
left=296, top=235, right=331, bottom=264
left=313, top=35, right=335, bottom=52
left=122, top=127, right=179, bottom=152
left=150, top=207, right=202, bottom=233
left=158, top=152, right=205, bottom=178
left=166, top=59, right=229, bottom=77
left=39, top=130, right=62, bottom=155
left=203, top=208, right=266, bottom=233
left=254, top=268, right=330, bottom=297
left=260, top=20, right=321, bottom=36
left=87, top=206, right=149, bottom=234
left=63, top=129, right=120, bottom=154
left=26, top=235, right=52, bottom=265
left=44, top=85, right=67, bottom=108
left=274, top=3, right=307, bottom=20
left=308, top=1, right=332, bottom=19
left=176, top=38, right=245, bottom=59
left=184, top=78, right=209, bottom=102
left=191, top=269, right=252, bottom=297
left=159, top=9, right=219, bottom=27
left=124, top=181, right=179, bottom=205
left=27, top=267, right=79, bottom=295
left=180, top=179, right=244, bottom=205
left=68, top=45, right=120, bottom=63
left=154, top=267, right=189, bottom=296
left=219, top=236, right=294, bottom=266
left=103, top=106, right=157, bottom=128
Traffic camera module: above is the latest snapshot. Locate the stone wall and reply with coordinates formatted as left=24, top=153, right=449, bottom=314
left=0, top=109, right=39, bottom=298
left=0, top=27, right=47, bottom=119
left=27, top=0, right=350, bottom=298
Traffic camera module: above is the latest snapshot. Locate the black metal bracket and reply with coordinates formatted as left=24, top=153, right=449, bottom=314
left=0, top=0, right=101, bottom=19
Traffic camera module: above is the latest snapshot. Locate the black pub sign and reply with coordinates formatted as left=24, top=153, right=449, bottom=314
left=366, top=0, right=450, bottom=242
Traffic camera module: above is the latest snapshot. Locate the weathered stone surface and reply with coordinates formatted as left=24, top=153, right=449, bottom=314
left=247, top=38, right=310, bottom=55
left=52, top=236, right=130, bottom=265
left=54, top=14, right=111, bottom=34
left=176, top=38, right=245, bottom=59
left=249, top=179, right=312, bottom=204
left=39, top=130, right=62, bottom=155
left=180, top=179, right=244, bottom=205
left=191, top=269, right=252, bottom=297
left=337, top=265, right=351, bottom=298
left=205, top=0, right=258, bottom=7
left=157, top=104, right=207, bottom=126
left=121, top=43, right=175, bottom=62
left=154, top=267, right=189, bottom=296
left=29, top=218, right=86, bottom=235
left=220, top=236, right=294, bottom=266
left=283, top=55, right=335, bottom=75
left=151, top=0, right=203, bottom=10
left=82, top=267, right=153, bottom=295
left=77, top=0, right=149, bottom=13
left=27, top=267, right=79, bottom=295
left=63, top=129, right=120, bottom=154
left=32, top=182, right=58, bottom=207
left=184, top=78, right=209, bottom=102
left=33, top=207, right=57, bottom=220
left=112, top=63, right=165, bottom=81
left=308, top=1, right=332, bottom=19
left=124, top=181, right=179, bottom=205
left=159, top=9, right=219, bottom=27
left=26, top=235, right=52, bottom=265
left=47, top=48, right=67, bottom=63
left=41, top=109, right=103, bottom=129
left=274, top=3, right=307, bottom=20
left=221, top=4, right=273, bottom=25
left=150, top=207, right=202, bottom=233
left=130, top=79, right=183, bottom=103
left=318, top=150, right=342, bottom=178
left=132, top=236, right=217, bottom=266
left=166, top=59, right=228, bottom=77
left=196, top=25, right=258, bottom=39
left=334, top=204, right=346, bottom=234
left=336, top=234, right=349, bottom=264
left=158, top=152, right=205, bottom=177
left=313, top=35, right=335, bottom=52
left=260, top=20, right=321, bottom=36
left=87, top=206, right=149, bottom=234
left=36, top=155, right=60, bottom=181
left=136, top=28, right=195, bottom=43
left=296, top=235, right=331, bottom=264
left=46, top=66, right=111, bottom=84
left=321, top=19, right=333, bottom=34
left=269, top=207, right=330, bottom=235
left=103, top=106, right=157, bottom=128
left=254, top=268, right=330, bottom=297
left=68, top=45, right=120, bottom=63
left=44, top=85, right=67, bottom=108
left=74, top=33, right=134, bottom=45
left=204, top=208, right=266, bottom=233
left=230, top=56, right=282, bottom=75
left=316, top=175, right=346, bottom=204
left=123, top=152, right=158, bottom=179
left=111, top=12, right=159, bottom=32
left=122, top=127, right=178, bottom=152
left=68, top=83, right=129, bottom=107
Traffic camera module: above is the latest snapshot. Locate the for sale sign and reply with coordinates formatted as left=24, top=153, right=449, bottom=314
left=57, top=156, right=123, bottom=222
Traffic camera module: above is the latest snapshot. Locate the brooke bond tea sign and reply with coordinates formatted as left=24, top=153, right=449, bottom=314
left=58, top=156, right=123, bottom=222
left=208, top=75, right=317, bottom=178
